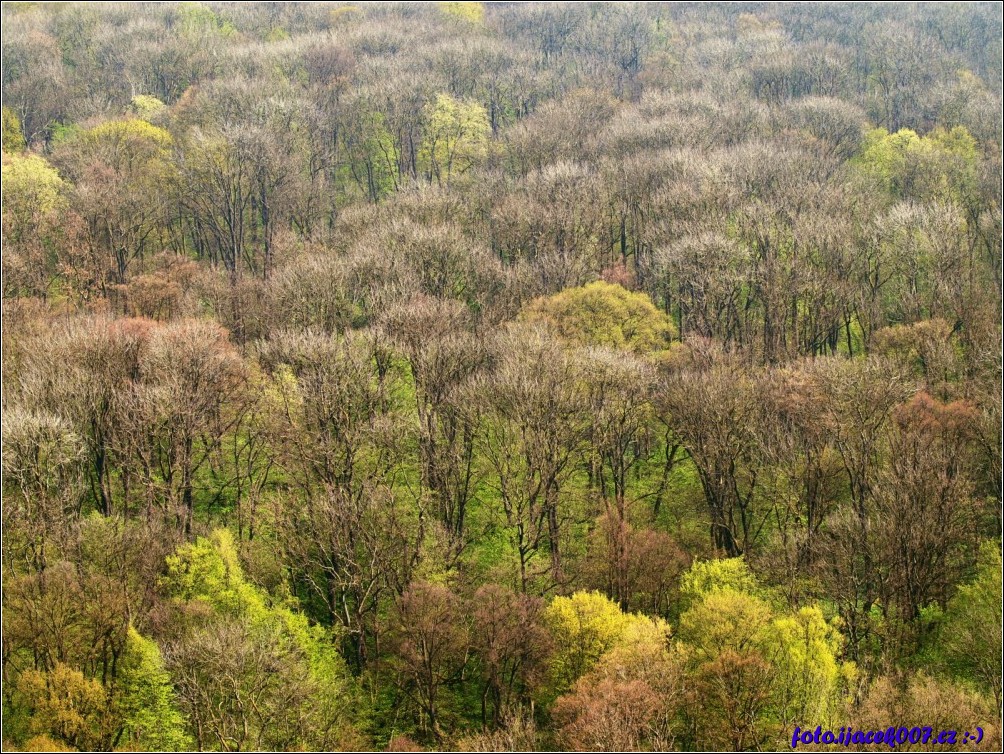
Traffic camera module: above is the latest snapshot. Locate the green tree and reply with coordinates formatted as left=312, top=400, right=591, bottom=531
left=419, top=93, right=489, bottom=184
left=163, top=530, right=361, bottom=750
left=761, top=606, right=848, bottom=729
left=522, top=280, right=676, bottom=355
left=0, top=152, right=67, bottom=296
left=544, top=590, right=670, bottom=696
left=342, top=108, right=400, bottom=201
left=129, top=94, right=168, bottom=123
left=75, top=118, right=173, bottom=165
left=677, top=590, right=774, bottom=660
left=440, top=2, right=485, bottom=24
left=676, top=566, right=849, bottom=748
left=2, top=106, right=27, bottom=152
left=1, top=153, right=67, bottom=244
left=114, top=627, right=191, bottom=751
left=550, top=594, right=680, bottom=750
left=177, top=1, right=235, bottom=37
left=16, top=663, right=117, bottom=752
left=545, top=591, right=630, bottom=693
left=163, top=529, right=272, bottom=621
left=854, top=125, right=979, bottom=202
left=679, top=557, right=764, bottom=610
left=939, top=541, right=1003, bottom=708
left=52, top=118, right=175, bottom=285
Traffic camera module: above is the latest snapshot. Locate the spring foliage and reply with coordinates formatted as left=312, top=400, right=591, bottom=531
left=1, top=2, right=1000, bottom=750
left=522, top=281, right=676, bottom=355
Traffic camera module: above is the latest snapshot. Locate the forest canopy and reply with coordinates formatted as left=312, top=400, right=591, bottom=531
left=1, top=1, right=1001, bottom=752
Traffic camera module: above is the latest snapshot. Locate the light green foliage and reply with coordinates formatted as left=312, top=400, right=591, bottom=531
left=856, top=127, right=922, bottom=186
left=177, top=1, right=235, bottom=37
left=2, top=106, right=27, bottom=152
left=365, top=112, right=399, bottom=191
left=928, top=124, right=979, bottom=160
left=59, top=118, right=175, bottom=199
left=678, top=590, right=773, bottom=659
left=115, top=627, right=191, bottom=751
left=521, top=281, right=676, bottom=355
left=130, top=94, right=168, bottom=123
left=677, top=569, right=850, bottom=736
left=761, top=606, right=848, bottom=724
left=1, top=153, right=67, bottom=243
left=939, top=541, right=1002, bottom=701
left=545, top=591, right=630, bottom=691
left=440, top=1, right=485, bottom=24
left=1, top=153, right=66, bottom=215
left=50, top=122, right=83, bottom=145
left=544, top=590, right=670, bottom=695
left=419, top=92, right=490, bottom=184
left=80, top=118, right=173, bottom=163
left=593, top=611, right=674, bottom=679
left=164, top=528, right=354, bottom=686
left=163, top=529, right=270, bottom=622
left=178, top=1, right=219, bottom=29
left=344, top=109, right=400, bottom=200
left=328, top=6, right=363, bottom=27
left=854, top=125, right=979, bottom=201
left=46, top=117, right=176, bottom=285
left=679, top=556, right=762, bottom=609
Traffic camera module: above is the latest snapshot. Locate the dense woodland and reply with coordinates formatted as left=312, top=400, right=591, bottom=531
left=1, top=1, right=1002, bottom=751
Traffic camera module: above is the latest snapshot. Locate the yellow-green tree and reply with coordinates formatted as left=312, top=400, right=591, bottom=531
left=53, top=118, right=175, bottom=286
left=1, top=152, right=67, bottom=243
left=679, top=556, right=764, bottom=609
left=548, top=591, right=681, bottom=750
left=522, top=280, right=676, bottom=355
left=675, top=558, right=849, bottom=749
left=76, top=118, right=173, bottom=166
left=2, top=106, right=27, bottom=152
left=938, top=541, right=1003, bottom=708
left=439, top=1, right=485, bottom=24
left=761, top=606, right=847, bottom=730
left=545, top=591, right=631, bottom=693
left=114, top=627, right=192, bottom=751
left=678, top=590, right=774, bottom=660
left=177, top=1, right=235, bottom=37
left=162, top=530, right=361, bottom=750
left=129, top=94, right=168, bottom=123
left=1, top=152, right=68, bottom=296
left=15, top=663, right=118, bottom=751
left=543, top=590, right=670, bottom=696
left=854, top=125, right=979, bottom=202
left=419, top=93, right=490, bottom=184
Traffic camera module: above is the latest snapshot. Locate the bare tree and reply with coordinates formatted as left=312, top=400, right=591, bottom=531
left=467, top=323, right=588, bottom=592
